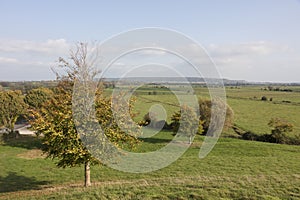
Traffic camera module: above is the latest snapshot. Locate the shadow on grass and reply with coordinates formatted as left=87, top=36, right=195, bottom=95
left=2, top=135, right=43, bottom=150
left=0, top=172, right=50, bottom=193
left=140, top=137, right=172, bottom=144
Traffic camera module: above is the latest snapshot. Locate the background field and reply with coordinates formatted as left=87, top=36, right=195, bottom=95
left=1, top=85, right=300, bottom=199
left=132, top=85, right=300, bottom=137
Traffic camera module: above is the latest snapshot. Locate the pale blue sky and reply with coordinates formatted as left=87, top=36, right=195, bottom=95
left=0, top=0, right=300, bottom=82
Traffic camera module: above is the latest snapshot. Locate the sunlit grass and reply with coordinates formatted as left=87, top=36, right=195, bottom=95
left=1, top=85, right=300, bottom=199
left=1, top=135, right=300, bottom=199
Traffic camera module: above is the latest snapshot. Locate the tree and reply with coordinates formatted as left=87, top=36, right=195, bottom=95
left=24, top=88, right=54, bottom=110
left=198, top=99, right=234, bottom=134
left=29, top=43, right=140, bottom=187
left=142, top=111, right=158, bottom=126
left=261, top=96, right=268, bottom=101
left=0, top=90, right=28, bottom=135
left=171, top=105, right=203, bottom=144
left=268, top=118, right=293, bottom=144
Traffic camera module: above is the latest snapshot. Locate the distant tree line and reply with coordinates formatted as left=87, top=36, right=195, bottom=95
left=262, top=86, right=293, bottom=92
left=0, top=81, right=57, bottom=94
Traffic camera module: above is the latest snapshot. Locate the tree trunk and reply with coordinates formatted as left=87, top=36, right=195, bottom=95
left=189, top=136, right=192, bottom=144
left=9, top=120, right=14, bottom=134
left=84, top=161, right=91, bottom=187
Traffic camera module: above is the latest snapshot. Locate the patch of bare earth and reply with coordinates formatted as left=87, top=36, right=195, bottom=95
left=17, top=149, right=46, bottom=159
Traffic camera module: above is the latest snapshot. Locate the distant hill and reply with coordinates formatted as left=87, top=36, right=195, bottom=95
left=101, top=77, right=248, bottom=86
left=1, top=78, right=299, bottom=91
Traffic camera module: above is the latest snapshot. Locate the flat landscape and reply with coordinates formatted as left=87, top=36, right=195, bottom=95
left=1, top=85, right=300, bottom=199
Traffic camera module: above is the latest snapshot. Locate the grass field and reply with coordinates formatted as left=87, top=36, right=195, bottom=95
left=1, top=134, right=300, bottom=199
left=132, top=85, right=300, bottom=137
left=1, top=85, right=300, bottom=199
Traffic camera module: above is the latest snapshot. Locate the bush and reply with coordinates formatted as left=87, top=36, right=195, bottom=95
left=141, top=112, right=171, bottom=130
left=171, top=105, right=203, bottom=143
left=268, top=118, right=293, bottom=144
left=238, top=118, right=299, bottom=145
left=143, top=112, right=157, bottom=126
left=261, top=96, right=268, bottom=101
left=242, top=131, right=258, bottom=141
left=198, top=99, right=234, bottom=134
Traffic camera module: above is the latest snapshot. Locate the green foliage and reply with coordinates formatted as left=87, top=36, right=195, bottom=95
left=30, top=82, right=141, bottom=185
left=268, top=118, right=294, bottom=144
left=143, top=112, right=158, bottom=125
left=198, top=99, right=234, bottom=134
left=94, top=90, right=141, bottom=149
left=24, top=88, right=53, bottom=109
left=0, top=90, right=28, bottom=133
left=0, top=80, right=57, bottom=93
left=30, top=85, right=95, bottom=168
left=29, top=43, right=141, bottom=186
left=240, top=118, right=299, bottom=145
left=171, top=105, right=203, bottom=143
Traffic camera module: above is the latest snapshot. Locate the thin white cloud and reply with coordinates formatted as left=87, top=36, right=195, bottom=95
left=137, top=49, right=167, bottom=56
left=0, top=57, right=55, bottom=67
left=202, top=41, right=299, bottom=82
left=0, top=56, right=19, bottom=64
left=0, top=39, right=70, bottom=55
left=207, top=41, right=290, bottom=57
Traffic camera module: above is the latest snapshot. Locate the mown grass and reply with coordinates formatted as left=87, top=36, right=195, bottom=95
left=1, top=134, right=300, bottom=199
left=1, top=85, right=300, bottom=199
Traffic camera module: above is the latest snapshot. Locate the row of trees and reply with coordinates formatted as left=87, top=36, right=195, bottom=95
left=0, top=80, right=57, bottom=93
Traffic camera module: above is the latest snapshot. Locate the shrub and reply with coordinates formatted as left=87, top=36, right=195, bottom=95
left=142, top=112, right=158, bottom=125
left=171, top=105, right=203, bottom=143
left=268, top=118, right=293, bottom=144
left=141, top=112, right=171, bottom=130
left=198, top=99, right=234, bottom=134
left=242, top=131, right=258, bottom=141
left=261, top=96, right=268, bottom=101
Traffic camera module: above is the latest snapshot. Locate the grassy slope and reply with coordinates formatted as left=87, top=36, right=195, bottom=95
left=1, top=86, right=300, bottom=199
left=1, top=134, right=300, bottom=199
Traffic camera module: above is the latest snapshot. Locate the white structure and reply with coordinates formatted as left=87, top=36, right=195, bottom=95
left=14, top=124, right=35, bottom=135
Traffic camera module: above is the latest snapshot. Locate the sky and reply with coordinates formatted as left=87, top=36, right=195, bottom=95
left=0, top=0, right=300, bottom=82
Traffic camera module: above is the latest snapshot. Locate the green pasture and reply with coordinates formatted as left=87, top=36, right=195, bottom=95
left=132, top=85, right=300, bottom=137
left=1, top=85, right=300, bottom=199
left=1, top=134, right=300, bottom=199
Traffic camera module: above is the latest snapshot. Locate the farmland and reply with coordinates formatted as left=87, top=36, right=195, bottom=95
left=131, top=85, right=300, bottom=137
left=1, top=85, right=300, bottom=199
